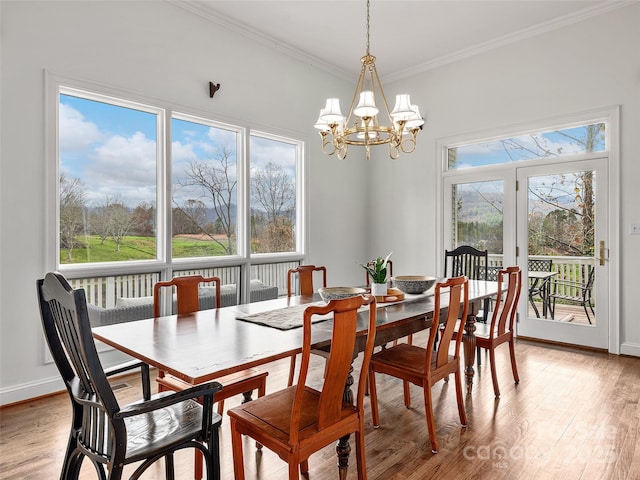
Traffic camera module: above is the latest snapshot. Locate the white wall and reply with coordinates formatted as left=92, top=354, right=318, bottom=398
left=2, top=0, right=639, bottom=405
left=371, top=3, right=640, bottom=352
left=0, top=0, right=367, bottom=405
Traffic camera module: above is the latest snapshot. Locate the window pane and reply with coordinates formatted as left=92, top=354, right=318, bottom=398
left=451, top=180, right=504, bottom=255
left=171, top=116, right=239, bottom=258
left=250, top=134, right=298, bottom=254
left=448, top=123, right=606, bottom=170
left=59, top=93, right=158, bottom=265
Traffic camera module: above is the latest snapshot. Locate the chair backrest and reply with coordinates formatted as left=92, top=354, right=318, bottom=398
left=444, top=246, right=488, bottom=280
left=489, top=266, right=522, bottom=338
left=426, top=276, right=469, bottom=373
left=153, top=275, right=221, bottom=317
left=364, top=260, right=393, bottom=286
left=291, top=294, right=376, bottom=438
left=287, top=265, right=327, bottom=297
left=528, top=258, right=552, bottom=272
left=37, top=272, right=121, bottom=458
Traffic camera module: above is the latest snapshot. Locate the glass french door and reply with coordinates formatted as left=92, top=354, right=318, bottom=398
left=443, top=158, right=609, bottom=349
left=516, top=160, right=609, bottom=349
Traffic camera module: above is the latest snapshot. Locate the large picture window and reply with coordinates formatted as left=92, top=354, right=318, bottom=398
left=53, top=83, right=304, bottom=277
left=58, top=90, right=160, bottom=264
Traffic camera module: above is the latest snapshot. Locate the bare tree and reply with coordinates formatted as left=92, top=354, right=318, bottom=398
left=131, top=202, right=155, bottom=237
left=106, top=196, right=134, bottom=252
left=59, top=174, right=86, bottom=262
left=251, top=162, right=295, bottom=253
left=177, top=147, right=237, bottom=254
left=90, top=196, right=112, bottom=245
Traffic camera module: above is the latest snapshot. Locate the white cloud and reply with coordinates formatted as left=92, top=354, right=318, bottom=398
left=59, top=103, right=104, bottom=152
left=84, top=131, right=157, bottom=206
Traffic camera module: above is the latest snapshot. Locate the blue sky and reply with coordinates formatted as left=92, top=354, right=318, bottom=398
left=452, top=125, right=605, bottom=170
left=59, top=94, right=297, bottom=209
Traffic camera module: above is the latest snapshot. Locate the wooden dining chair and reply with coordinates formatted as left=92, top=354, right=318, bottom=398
left=287, top=264, right=327, bottom=296
left=368, top=276, right=469, bottom=453
left=228, top=294, right=377, bottom=480
left=286, top=265, right=327, bottom=386
left=154, top=274, right=268, bottom=480
left=474, top=266, right=522, bottom=397
left=37, top=272, right=223, bottom=480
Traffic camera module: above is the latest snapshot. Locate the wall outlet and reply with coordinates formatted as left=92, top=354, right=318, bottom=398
left=631, top=224, right=640, bottom=235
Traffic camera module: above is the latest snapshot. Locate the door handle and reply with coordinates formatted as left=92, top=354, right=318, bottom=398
left=598, top=240, right=606, bottom=266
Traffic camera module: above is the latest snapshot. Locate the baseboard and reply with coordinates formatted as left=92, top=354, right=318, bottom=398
left=620, top=342, right=640, bottom=357
left=0, top=376, right=65, bottom=407
left=516, top=335, right=608, bottom=353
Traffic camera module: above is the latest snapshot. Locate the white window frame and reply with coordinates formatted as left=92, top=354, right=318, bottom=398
left=435, top=106, right=620, bottom=353
left=45, top=72, right=307, bottom=285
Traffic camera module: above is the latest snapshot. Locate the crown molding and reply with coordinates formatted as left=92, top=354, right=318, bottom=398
left=167, top=0, right=638, bottom=84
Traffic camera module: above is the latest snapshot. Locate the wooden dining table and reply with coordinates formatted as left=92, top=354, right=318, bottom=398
left=92, top=279, right=499, bottom=478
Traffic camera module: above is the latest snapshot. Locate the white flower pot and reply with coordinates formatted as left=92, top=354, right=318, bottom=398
left=371, top=282, right=388, bottom=296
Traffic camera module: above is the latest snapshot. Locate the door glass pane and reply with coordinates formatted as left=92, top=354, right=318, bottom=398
left=450, top=180, right=504, bottom=269
left=171, top=117, right=239, bottom=258
left=526, top=171, right=596, bottom=325
left=58, top=93, right=158, bottom=265
left=250, top=134, right=298, bottom=254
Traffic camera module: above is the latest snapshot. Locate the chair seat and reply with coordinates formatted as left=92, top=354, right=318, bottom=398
left=228, top=386, right=357, bottom=449
left=371, top=343, right=457, bottom=380
left=157, top=368, right=268, bottom=403
left=124, top=393, right=222, bottom=463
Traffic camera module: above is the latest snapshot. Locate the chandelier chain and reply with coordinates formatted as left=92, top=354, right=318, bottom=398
left=365, top=0, right=370, bottom=56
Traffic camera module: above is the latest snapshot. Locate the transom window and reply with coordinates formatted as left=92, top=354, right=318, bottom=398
left=447, top=122, right=606, bottom=170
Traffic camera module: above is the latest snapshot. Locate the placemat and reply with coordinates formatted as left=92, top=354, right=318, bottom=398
left=235, top=291, right=433, bottom=331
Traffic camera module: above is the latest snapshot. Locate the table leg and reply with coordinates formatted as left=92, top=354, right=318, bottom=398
left=336, top=364, right=354, bottom=479
left=462, top=306, right=478, bottom=393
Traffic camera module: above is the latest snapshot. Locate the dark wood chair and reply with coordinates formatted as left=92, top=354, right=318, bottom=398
left=37, top=272, right=223, bottom=480
left=549, top=266, right=595, bottom=324
left=286, top=265, right=328, bottom=386
left=228, top=294, right=377, bottom=480
left=475, top=266, right=522, bottom=397
left=154, top=275, right=268, bottom=480
left=444, top=246, right=488, bottom=363
left=368, top=276, right=469, bottom=453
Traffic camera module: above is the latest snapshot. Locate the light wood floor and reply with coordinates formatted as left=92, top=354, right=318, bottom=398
left=1, top=334, right=639, bottom=480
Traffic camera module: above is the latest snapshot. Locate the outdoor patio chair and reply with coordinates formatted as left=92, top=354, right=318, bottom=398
left=549, top=266, right=595, bottom=324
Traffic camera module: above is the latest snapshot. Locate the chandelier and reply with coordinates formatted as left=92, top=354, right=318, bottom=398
left=314, top=0, right=424, bottom=160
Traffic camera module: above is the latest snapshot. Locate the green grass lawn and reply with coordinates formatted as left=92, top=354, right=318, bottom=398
left=60, top=235, right=229, bottom=264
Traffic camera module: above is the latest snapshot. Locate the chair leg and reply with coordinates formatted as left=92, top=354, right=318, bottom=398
left=355, top=424, right=368, bottom=480
left=229, top=418, right=246, bottom=480
left=488, top=347, right=500, bottom=397
left=165, top=453, right=175, bottom=480
left=288, top=461, right=299, bottom=480
left=403, top=380, right=411, bottom=408
left=509, top=340, right=520, bottom=385
left=288, top=354, right=297, bottom=386
left=368, top=369, right=380, bottom=428
left=423, top=384, right=439, bottom=453
left=300, top=459, right=309, bottom=475
left=454, top=368, right=467, bottom=427
left=194, top=450, right=203, bottom=480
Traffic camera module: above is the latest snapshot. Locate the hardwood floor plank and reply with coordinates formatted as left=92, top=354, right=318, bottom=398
left=1, top=338, right=639, bottom=479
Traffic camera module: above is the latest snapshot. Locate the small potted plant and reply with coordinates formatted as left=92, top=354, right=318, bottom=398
left=362, top=252, right=392, bottom=296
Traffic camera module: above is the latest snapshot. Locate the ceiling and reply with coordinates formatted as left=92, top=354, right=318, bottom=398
left=169, top=0, right=630, bottom=82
